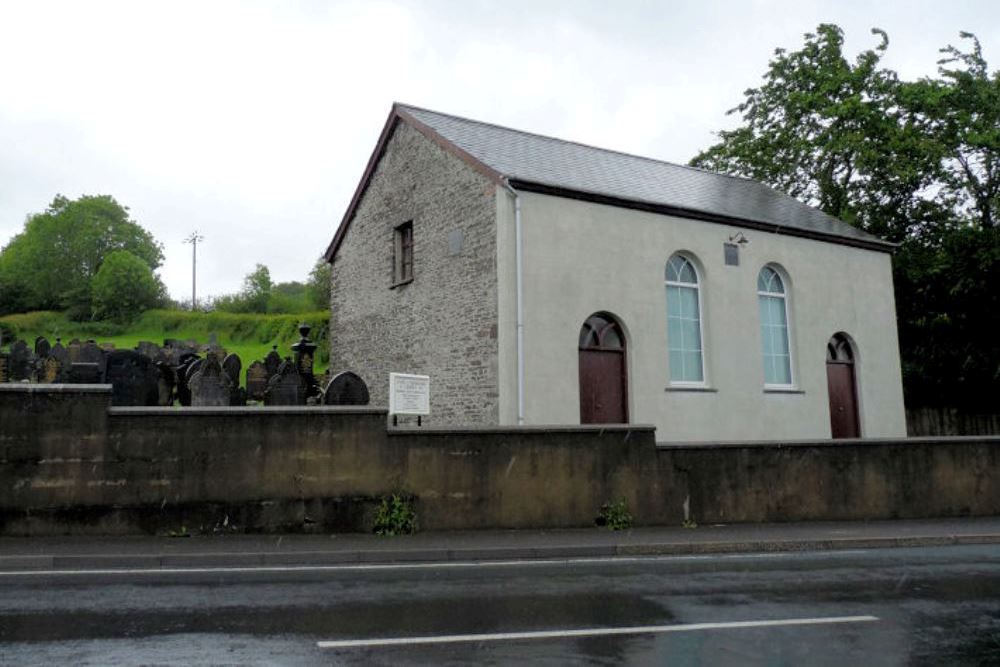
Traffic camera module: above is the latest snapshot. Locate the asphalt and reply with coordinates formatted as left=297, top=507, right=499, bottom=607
left=3, top=516, right=1000, bottom=571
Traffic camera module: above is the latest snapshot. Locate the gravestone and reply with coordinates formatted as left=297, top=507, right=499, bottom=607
left=264, top=345, right=282, bottom=378
left=323, top=371, right=370, bottom=406
left=222, top=353, right=242, bottom=388
left=67, top=362, right=103, bottom=384
left=41, top=356, right=61, bottom=383
left=34, top=336, right=51, bottom=358
left=245, top=361, right=268, bottom=401
left=105, top=350, right=159, bottom=406
left=155, top=362, right=176, bottom=406
left=291, top=323, right=320, bottom=398
left=176, top=357, right=203, bottom=406
left=136, top=341, right=161, bottom=360
left=264, top=358, right=305, bottom=406
left=0, top=353, right=7, bottom=383
left=78, top=342, right=106, bottom=378
left=67, top=340, right=82, bottom=364
left=8, top=340, right=33, bottom=381
left=49, top=340, right=70, bottom=382
left=188, top=353, right=231, bottom=407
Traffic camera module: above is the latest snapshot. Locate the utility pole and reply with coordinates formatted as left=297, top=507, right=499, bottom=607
left=184, top=231, right=204, bottom=310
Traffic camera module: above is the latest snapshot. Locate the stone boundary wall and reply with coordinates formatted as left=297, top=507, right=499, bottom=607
left=2, top=385, right=999, bottom=535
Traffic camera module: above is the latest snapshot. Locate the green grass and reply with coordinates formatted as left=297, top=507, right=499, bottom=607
left=0, top=309, right=330, bottom=383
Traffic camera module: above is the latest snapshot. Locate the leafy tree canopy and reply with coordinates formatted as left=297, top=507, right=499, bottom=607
left=0, top=194, right=164, bottom=317
left=91, top=250, right=165, bottom=323
left=692, top=25, right=999, bottom=408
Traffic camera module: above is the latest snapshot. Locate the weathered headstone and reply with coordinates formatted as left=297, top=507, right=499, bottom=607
left=0, top=353, right=8, bottom=383
left=49, top=340, right=69, bottom=382
left=34, top=336, right=51, bottom=358
left=78, top=341, right=105, bottom=375
left=245, top=361, right=268, bottom=401
left=155, top=362, right=176, bottom=406
left=67, top=340, right=82, bottom=364
left=176, top=357, right=203, bottom=406
left=323, top=371, right=370, bottom=406
left=222, top=353, right=242, bottom=387
left=188, top=353, right=231, bottom=407
left=136, top=341, right=161, bottom=360
left=67, top=362, right=103, bottom=384
left=264, top=345, right=282, bottom=378
left=8, top=340, right=33, bottom=381
left=41, top=356, right=61, bottom=383
left=291, top=323, right=320, bottom=398
left=105, top=350, right=159, bottom=406
left=263, top=358, right=305, bottom=406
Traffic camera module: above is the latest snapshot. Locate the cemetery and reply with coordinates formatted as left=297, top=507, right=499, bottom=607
left=0, top=323, right=369, bottom=409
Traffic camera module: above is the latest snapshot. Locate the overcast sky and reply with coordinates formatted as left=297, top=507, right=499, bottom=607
left=1, top=0, right=997, bottom=301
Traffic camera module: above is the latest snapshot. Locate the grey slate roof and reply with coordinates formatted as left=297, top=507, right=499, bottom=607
left=398, top=104, right=890, bottom=250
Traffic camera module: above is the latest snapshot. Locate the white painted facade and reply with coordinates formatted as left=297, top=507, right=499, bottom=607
left=495, top=189, right=907, bottom=441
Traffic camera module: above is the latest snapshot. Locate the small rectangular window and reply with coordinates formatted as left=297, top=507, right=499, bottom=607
left=393, top=221, right=413, bottom=285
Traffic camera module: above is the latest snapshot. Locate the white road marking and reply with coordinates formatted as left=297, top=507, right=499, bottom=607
left=316, top=615, right=880, bottom=649
left=0, top=548, right=880, bottom=577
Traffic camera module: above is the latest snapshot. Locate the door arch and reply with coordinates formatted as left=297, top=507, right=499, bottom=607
left=826, top=333, right=860, bottom=438
left=578, top=313, right=628, bottom=424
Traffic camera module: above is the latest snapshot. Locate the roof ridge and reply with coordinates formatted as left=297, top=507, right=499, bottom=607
left=394, top=102, right=762, bottom=186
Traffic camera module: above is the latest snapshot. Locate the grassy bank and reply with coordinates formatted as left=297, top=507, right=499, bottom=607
left=0, top=309, right=330, bottom=379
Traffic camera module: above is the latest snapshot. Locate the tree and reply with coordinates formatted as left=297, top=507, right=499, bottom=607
left=91, top=250, right=165, bottom=322
left=903, top=33, right=1000, bottom=230
left=690, top=24, right=945, bottom=243
left=241, top=263, right=272, bottom=313
left=0, top=194, right=164, bottom=317
left=691, top=25, right=1000, bottom=408
left=307, top=257, right=331, bottom=310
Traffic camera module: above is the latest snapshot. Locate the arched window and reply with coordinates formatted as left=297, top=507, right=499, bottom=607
left=758, top=265, right=792, bottom=386
left=665, top=254, right=704, bottom=383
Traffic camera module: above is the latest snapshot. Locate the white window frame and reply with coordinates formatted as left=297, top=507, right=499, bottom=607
left=757, top=264, right=796, bottom=390
left=665, top=254, right=707, bottom=387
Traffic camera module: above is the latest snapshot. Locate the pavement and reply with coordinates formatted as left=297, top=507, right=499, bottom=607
left=3, top=516, right=1000, bottom=571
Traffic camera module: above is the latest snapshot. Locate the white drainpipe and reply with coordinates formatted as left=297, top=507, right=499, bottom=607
left=502, top=180, right=525, bottom=425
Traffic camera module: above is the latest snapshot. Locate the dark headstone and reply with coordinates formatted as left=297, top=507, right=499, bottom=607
left=8, top=340, right=33, bottom=381
left=323, top=371, right=370, bottom=406
left=245, top=361, right=268, bottom=401
left=291, top=323, right=320, bottom=398
left=156, top=362, right=176, bottom=406
left=175, top=357, right=203, bottom=407
left=66, top=341, right=82, bottom=364
left=34, top=336, right=51, bottom=358
left=222, top=353, right=242, bottom=388
left=67, top=362, right=103, bottom=384
left=264, top=358, right=305, bottom=406
left=189, top=353, right=231, bottom=407
left=105, top=350, right=159, bottom=406
left=49, top=340, right=70, bottom=382
left=136, top=341, right=161, bottom=360
left=0, top=353, right=7, bottom=383
left=78, top=342, right=106, bottom=376
left=264, top=345, right=281, bottom=378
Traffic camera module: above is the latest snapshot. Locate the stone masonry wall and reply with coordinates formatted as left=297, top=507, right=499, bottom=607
left=328, top=120, right=499, bottom=425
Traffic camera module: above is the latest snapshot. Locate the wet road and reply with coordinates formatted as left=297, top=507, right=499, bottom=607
left=1, top=544, right=999, bottom=665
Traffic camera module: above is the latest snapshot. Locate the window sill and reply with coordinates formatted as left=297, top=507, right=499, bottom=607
left=763, top=386, right=804, bottom=394
left=665, top=385, right=718, bottom=393
left=389, top=277, right=413, bottom=289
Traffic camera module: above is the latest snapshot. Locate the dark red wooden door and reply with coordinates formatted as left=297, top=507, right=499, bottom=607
left=579, top=314, right=628, bottom=424
left=827, top=362, right=859, bottom=438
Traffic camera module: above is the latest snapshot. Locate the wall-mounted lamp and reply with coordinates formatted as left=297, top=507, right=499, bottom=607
left=728, top=231, right=750, bottom=246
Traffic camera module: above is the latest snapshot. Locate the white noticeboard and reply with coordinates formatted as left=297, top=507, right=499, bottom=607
left=389, top=373, right=430, bottom=416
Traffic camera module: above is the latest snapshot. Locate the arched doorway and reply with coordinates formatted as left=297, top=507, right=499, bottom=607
left=578, top=313, right=628, bottom=424
left=826, top=333, right=860, bottom=438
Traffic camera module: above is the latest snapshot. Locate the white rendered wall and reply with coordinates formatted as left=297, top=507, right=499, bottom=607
left=502, top=191, right=907, bottom=441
